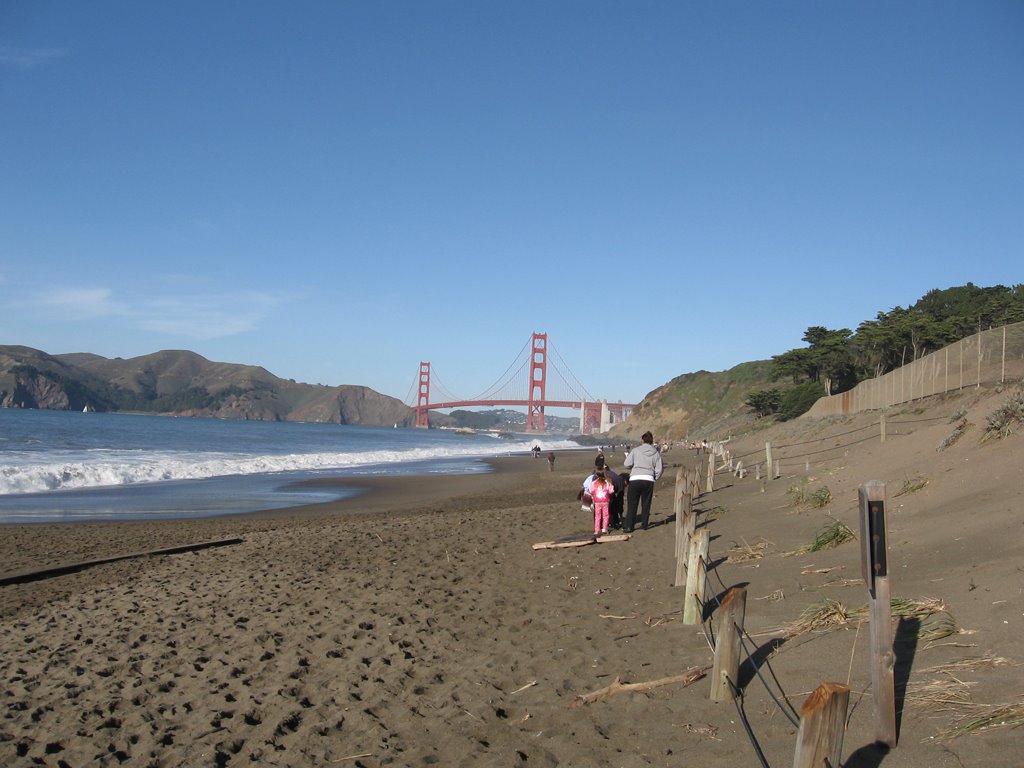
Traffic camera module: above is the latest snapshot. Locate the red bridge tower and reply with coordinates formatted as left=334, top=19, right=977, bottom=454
left=415, top=362, right=431, bottom=428
left=527, top=332, right=547, bottom=432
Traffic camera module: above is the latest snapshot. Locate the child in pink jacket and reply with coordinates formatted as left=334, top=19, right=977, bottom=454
left=590, top=470, right=613, bottom=535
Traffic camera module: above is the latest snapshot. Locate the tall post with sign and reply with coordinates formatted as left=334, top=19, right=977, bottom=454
left=858, top=480, right=897, bottom=748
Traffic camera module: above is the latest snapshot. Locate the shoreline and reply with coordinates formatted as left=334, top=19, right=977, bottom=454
left=0, top=445, right=597, bottom=528
left=0, top=449, right=604, bottom=577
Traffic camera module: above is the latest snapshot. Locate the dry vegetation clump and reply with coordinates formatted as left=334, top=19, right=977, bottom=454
left=905, top=656, right=1017, bottom=738
left=895, top=474, right=930, bottom=495
left=937, top=418, right=969, bottom=451
left=902, top=677, right=976, bottom=712
left=923, top=654, right=1010, bottom=675
left=703, top=505, right=728, bottom=521
left=783, top=596, right=955, bottom=639
left=981, top=387, right=1024, bottom=441
left=797, top=517, right=856, bottom=553
left=786, top=479, right=833, bottom=510
left=784, top=597, right=850, bottom=635
left=943, top=701, right=1024, bottom=739
left=726, top=538, right=771, bottom=563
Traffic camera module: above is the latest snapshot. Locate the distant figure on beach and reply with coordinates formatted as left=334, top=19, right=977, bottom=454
left=547, top=451, right=555, bottom=471
left=589, top=469, right=614, bottom=536
left=532, top=445, right=541, bottom=458
left=622, top=431, right=663, bottom=533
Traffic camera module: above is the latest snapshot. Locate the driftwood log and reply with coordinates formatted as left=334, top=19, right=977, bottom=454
left=569, top=665, right=710, bottom=708
left=532, top=533, right=631, bottom=550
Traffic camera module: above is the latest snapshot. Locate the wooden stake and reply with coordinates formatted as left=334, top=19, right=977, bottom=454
left=792, top=682, right=850, bottom=768
left=710, top=587, right=747, bottom=703
left=674, top=493, right=692, bottom=588
left=858, top=480, right=897, bottom=748
left=682, top=528, right=709, bottom=625
left=673, top=467, right=687, bottom=587
left=706, top=452, right=714, bottom=493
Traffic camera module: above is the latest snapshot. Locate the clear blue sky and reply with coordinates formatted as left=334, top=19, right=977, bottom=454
left=2, top=2, right=1021, bottom=409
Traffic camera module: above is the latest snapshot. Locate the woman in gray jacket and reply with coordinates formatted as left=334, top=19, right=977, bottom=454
left=622, top=431, right=663, bottom=532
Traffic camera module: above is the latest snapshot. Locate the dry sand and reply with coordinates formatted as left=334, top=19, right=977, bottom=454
left=1, top=384, right=1022, bottom=767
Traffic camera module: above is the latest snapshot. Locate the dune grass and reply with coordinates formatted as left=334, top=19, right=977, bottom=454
left=797, top=517, right=856, bottom=553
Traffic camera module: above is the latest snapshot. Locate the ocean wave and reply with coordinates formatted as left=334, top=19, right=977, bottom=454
left=0, top=439, right=583, bottom=496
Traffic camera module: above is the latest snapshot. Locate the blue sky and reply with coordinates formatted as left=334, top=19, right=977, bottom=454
left=2, top=2, right=1021, bottom=409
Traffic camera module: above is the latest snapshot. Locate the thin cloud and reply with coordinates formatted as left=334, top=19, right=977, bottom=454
left=33, top=287, right=128, bottom=319
left=138, top=292, right=285, bottom=340
left=0, top=46, right=66, bottom=69
left=21, top=286, right=285, bottom=340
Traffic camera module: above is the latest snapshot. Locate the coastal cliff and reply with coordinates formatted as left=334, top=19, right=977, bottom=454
left=0, top=346, right=414, bottom=427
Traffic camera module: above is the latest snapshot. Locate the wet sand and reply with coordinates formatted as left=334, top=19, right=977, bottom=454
left=2, top=387, right=1022, bottom=766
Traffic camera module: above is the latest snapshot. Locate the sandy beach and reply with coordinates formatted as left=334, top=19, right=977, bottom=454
left=2, top=384, right=1022, bottom=767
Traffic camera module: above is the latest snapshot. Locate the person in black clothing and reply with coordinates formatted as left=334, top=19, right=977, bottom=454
left=606, top=466, right=627, bottom=530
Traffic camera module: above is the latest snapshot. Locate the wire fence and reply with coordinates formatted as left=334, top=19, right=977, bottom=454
left=669, top=461, right=839, bottom=767
left=805, top=320, right=1024, bottom=418
left=675, top=453, right=884, bottom=765
left=711, top=410, right=950, bottom=480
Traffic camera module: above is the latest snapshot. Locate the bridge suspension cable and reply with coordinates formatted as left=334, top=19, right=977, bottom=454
left=428, top=367, right=463, bottom=403
left=468, top=335, right=533, bottom=401
left=549, top=340, right=596, bottom=402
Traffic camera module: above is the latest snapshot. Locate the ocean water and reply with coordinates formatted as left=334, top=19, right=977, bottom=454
left=0, top=410, right=580, bottom=524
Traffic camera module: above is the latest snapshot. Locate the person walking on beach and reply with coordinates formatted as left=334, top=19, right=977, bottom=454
left=622, top=431, right=663, bottom=532
left=547, top=451, right=556, bottom=471
left=589, top=469, right=614, bottom=536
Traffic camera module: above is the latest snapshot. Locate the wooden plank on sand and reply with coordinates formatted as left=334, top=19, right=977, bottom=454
left=532, top=533, right=631, bottom=550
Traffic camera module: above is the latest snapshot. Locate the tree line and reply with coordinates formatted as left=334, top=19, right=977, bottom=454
left=746, top=283, right=1024, bottom=421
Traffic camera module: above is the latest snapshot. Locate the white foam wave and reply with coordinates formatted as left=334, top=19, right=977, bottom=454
left=0, top=439, right=583, bottom=495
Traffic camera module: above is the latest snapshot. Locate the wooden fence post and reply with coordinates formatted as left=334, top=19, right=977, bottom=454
left=880, top=412, right=886, bottom=443
left=858, top=480, right=897, bottom=748
left=710, top=587, right=746, bottom=703
left=682, top=528, right=709, bottom=625
left=765, top=441, right=772, bottom=479
left=673, top=467, right=686, bottom=587
left=792, top=682, right=850, bottom=768
left=674, top=492, right=692, bottom=588
left=706, top=452, right=714, bottom=493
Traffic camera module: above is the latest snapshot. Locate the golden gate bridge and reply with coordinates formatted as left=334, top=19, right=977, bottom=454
left=410, top=332, right=636, bottom=434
